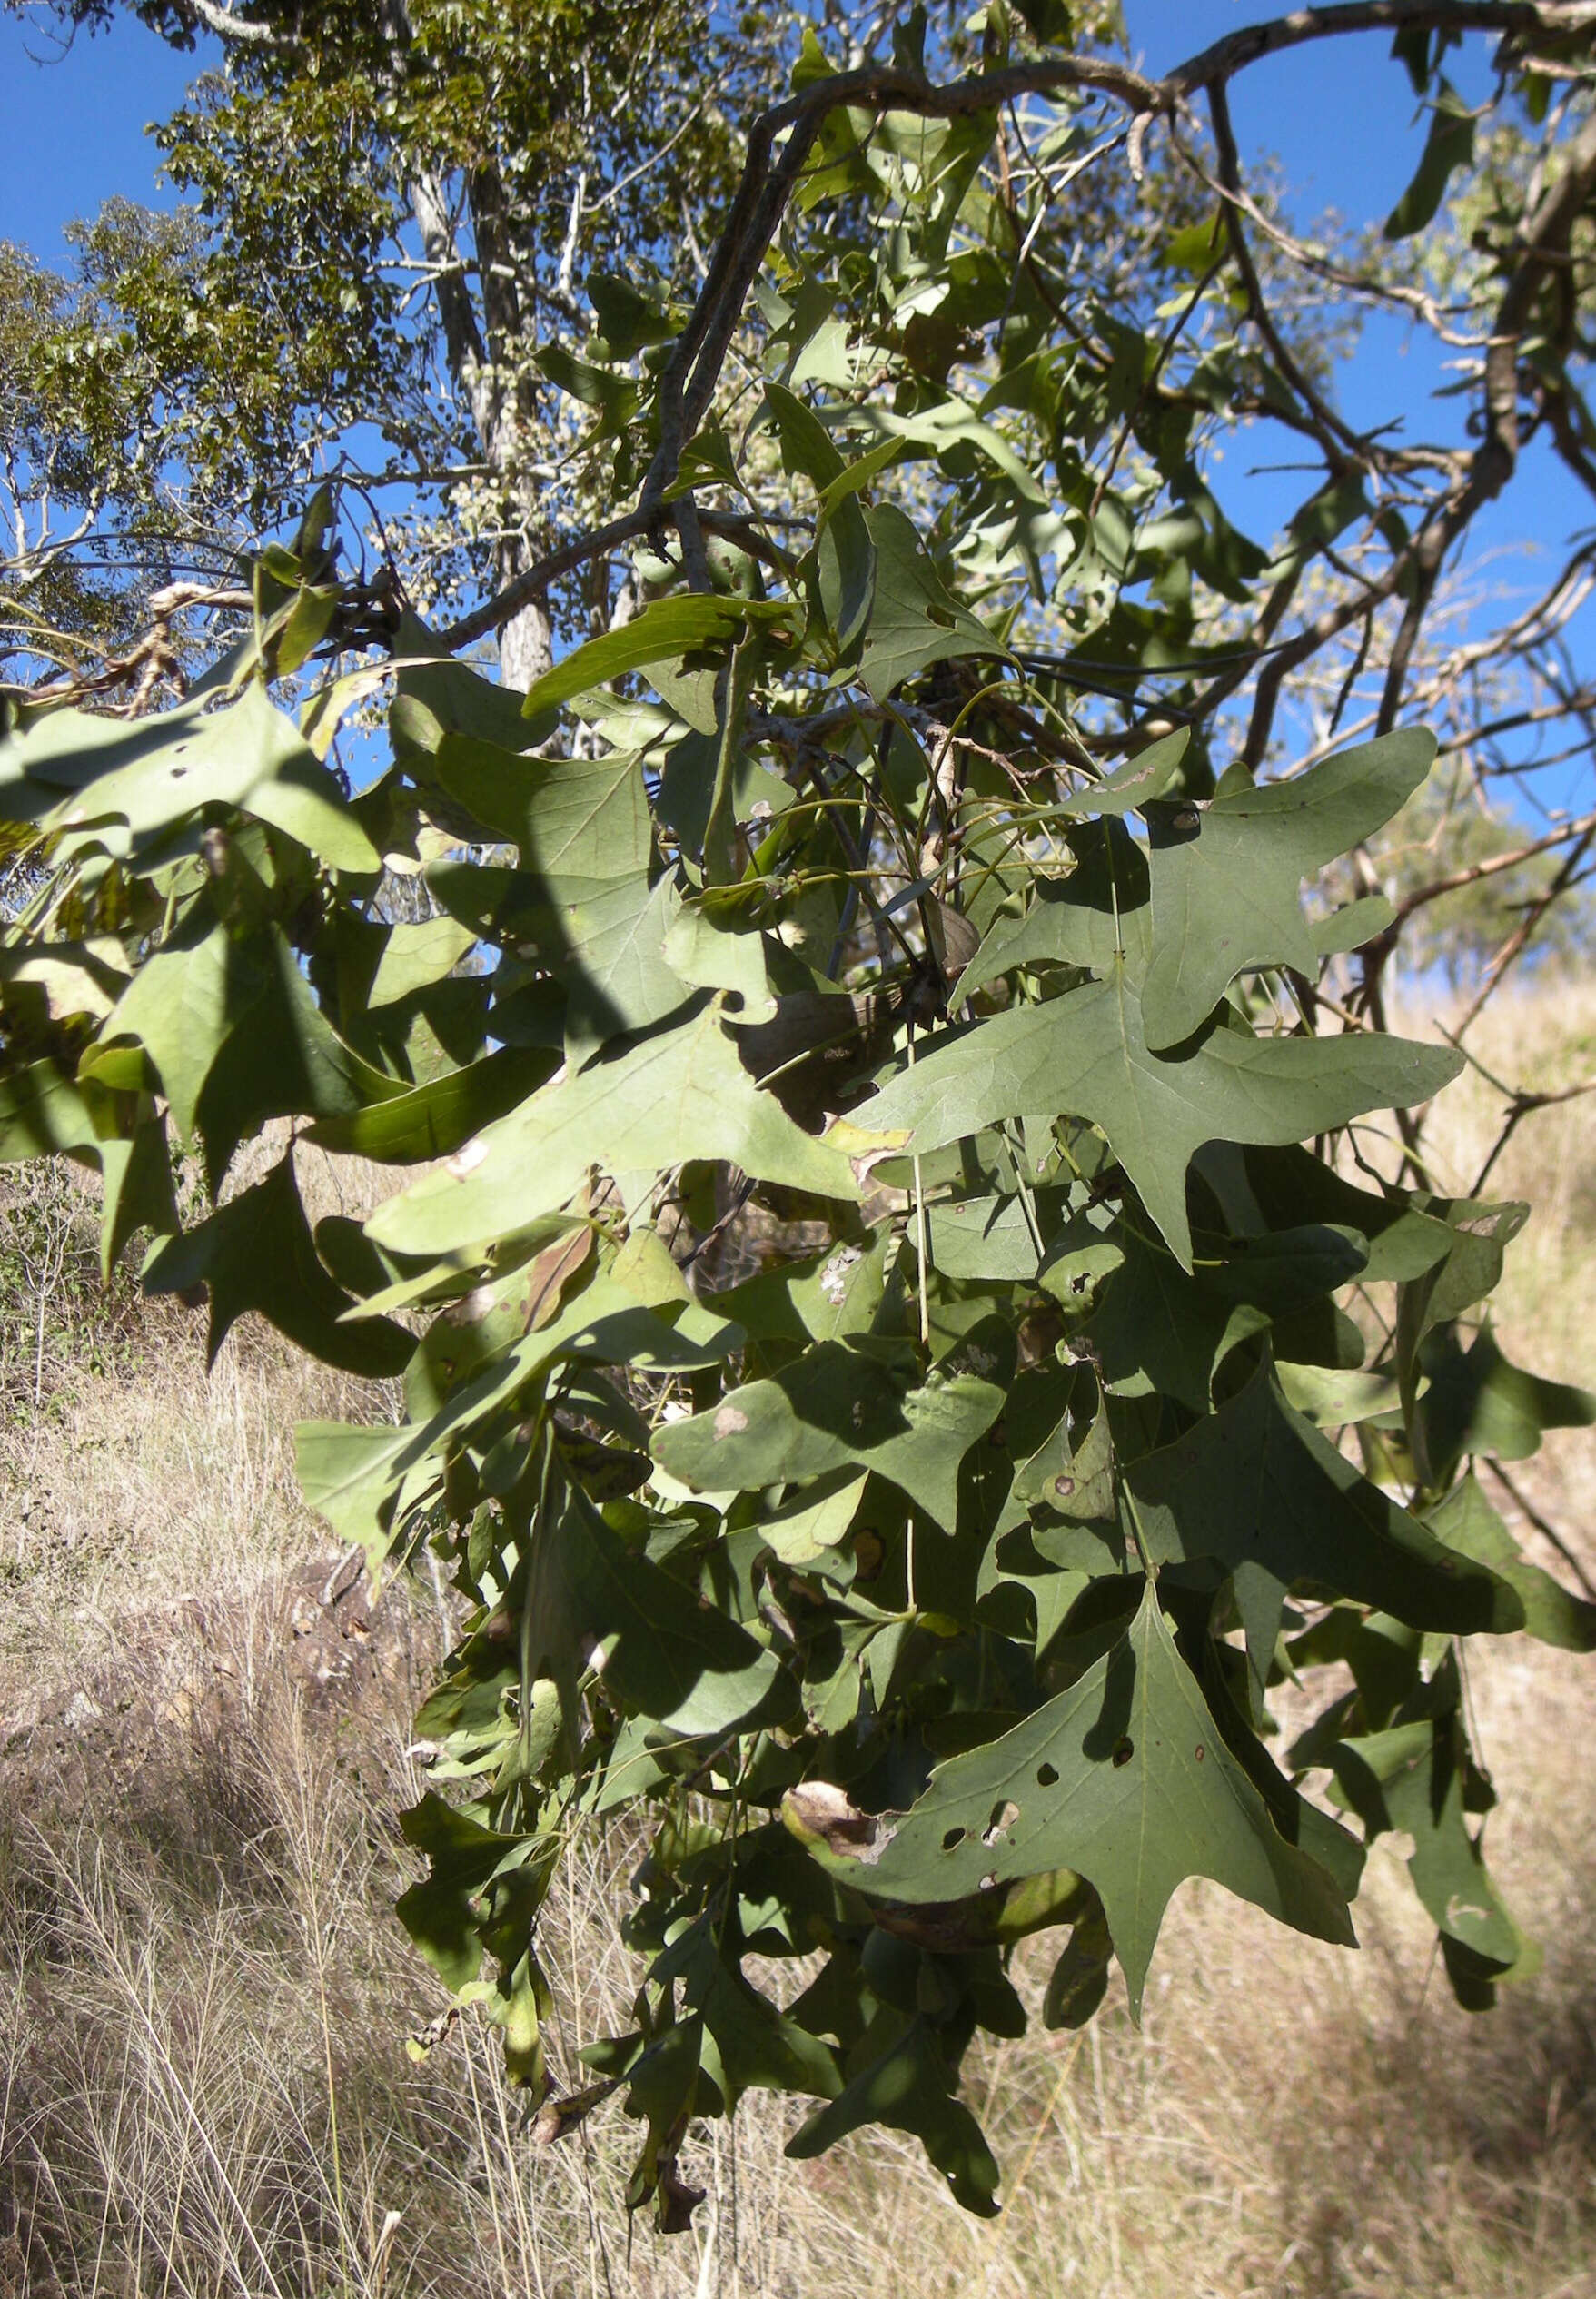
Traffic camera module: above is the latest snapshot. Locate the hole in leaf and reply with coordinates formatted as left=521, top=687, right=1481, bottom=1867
left=941, top=1827, right=967, bottom=1851
left=1036, top=1762, right=1059, bottom=1787
left=983, top=1799, right=1020, bottom=1847
left=1112, top=1737, right=1134, bottom=1768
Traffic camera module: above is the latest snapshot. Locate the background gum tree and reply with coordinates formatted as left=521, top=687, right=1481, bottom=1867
left=3, top=0, right=1596, bottom=2227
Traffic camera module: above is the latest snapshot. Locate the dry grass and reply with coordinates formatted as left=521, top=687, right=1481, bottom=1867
left=2, top=980, right=1594, bottom=2298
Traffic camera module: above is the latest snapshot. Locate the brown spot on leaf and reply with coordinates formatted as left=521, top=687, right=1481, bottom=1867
left=783, top=1782, right=892, bottom=1864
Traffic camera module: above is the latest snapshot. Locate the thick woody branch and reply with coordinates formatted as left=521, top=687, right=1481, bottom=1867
left=441, top=510, right=791, bottom=653
left=1374, top=106, right=1596, bottom=731
left=1166, top=0, right=1593, bottom=94
left=1204, top=82, right=1363, bottom=463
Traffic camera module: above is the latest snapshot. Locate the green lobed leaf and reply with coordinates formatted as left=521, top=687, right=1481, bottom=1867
left=785, top=2016, right=999, bottom=2216
left=1085, top=1223, right=1367, bottom=1411
left=857, top=505, right=1008, bottom=701
left=306, top=1045, right=562, bottom=1163
left=105, top=917, right=403, bottom=1180
left=953, top=818, right=1153, bottom=1003
left=1425, top=1473, right=1596, bottom=1650
left=1057, top=728, right=1192, bottom=819
left=798, top=1583, right=1355, bottom=2016
left=1413, top=1324, right=1595, bottom=1481
left=367, top=1000, right=862, bottom=1261
left=1384, top=81, right=1477, bottom=239
left=0, top=1060, right=174, bottom=1276
left=1138, top=729, right=1435, bottom=1048
left=143, top=1154, right=413, bottom=1374
left=3, top=682, right=379, bottom=873
left=532, top=1475, right=789, bottom=1741
left=846, top=969, right=1462, bottom=1269
left=1330, top=1709, right=1523, bottom=1979
left=519, top=596, right=788, bottom=717
left=1125, top=1365, right=1525, bottom=1699
left=653, top=1323, right=1012, bottom=1526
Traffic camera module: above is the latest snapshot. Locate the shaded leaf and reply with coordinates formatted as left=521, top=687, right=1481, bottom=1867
left=105, top=919, right=401, bottom=1179
left=858, top=505, right=1007, bottom=701
left=653, top=1323, right=1011, bottom=1527
left=534, top=1475, right=788, bottom=1741
left=520, top=596, right=787, bottom=717
left=1414, top=1324, right=1595, bottom=1480
left=305, top=1044, right=561, bottom=1163
left=1426, top=1474, right=1596, bottom=1651
left=143, top=1154, right=412, bottom=1374
left=1384, top=81, right=1476, bottom=239
left=1126, top=1365, right=1524, bottom=1699
left=800, top=1584, right=1354, bottom=2015
left=4, top=682, right=379, bottom=872
left=1330, top=1711, right=1524, bottom=1981
left=785, top=2016, right=999, bottom=2216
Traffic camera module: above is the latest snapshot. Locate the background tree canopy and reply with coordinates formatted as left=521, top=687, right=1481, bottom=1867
left=2, top=0, right=1595, bottom=2229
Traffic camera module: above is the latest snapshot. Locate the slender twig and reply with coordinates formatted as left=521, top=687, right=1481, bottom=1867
left=1484, top=1457, right=1596, bottom=1602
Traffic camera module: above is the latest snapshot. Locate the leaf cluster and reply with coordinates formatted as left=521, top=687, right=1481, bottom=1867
left=3, top=3, right=1595, bottom=2234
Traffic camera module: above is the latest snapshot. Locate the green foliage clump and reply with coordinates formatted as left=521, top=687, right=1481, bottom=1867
left=3, top=0, right=1596, bottom=2235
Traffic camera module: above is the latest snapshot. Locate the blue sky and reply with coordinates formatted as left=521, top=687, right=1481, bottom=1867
left=1, top=0, right=1587, bottom=810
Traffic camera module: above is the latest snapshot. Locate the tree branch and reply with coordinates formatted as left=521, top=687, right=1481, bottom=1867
left=1391, top=805, right=1596, bottom=924
left=1166, top=0, right=1595, bottom=96
left=179, top=0, right=283, bottom=43
left=424, top=7, right=1595, bottom=656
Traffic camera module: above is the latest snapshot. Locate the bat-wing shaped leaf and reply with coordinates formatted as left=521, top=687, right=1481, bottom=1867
left=4, top=682, right=378, bottom=872
left=107, top=920, right=404, bottom=1182
left=518, top=594, right=788, bottom=717
left=1329, top=1711, right=1524, bottom=1982
left=369, top=1000, right=861, bottom=1259
left=850, top=968, right=1462, bottom=1268
left=952, top=820, right=1152, bottom=1003
left=800, top=1583, right=1354, bottom=2015
left=1057, top=728, right=1192, bottom=820
left=143, top=1154, right=413, bottom=1374
left=431, top=741, right=685, bottom=1059
left=537, top=1477, right=788, bottom=1741
left=0, top=1060, right=174, bottom=1277
left=1426, top=1474, right=1596, bottom=1651
left=858, top=505, right=1008, bottom=701
left=1139, top=729, right=1434, bottom=1048
left=653, top=1324, right=1010, bottom=1526
left=306, top=1044, right=560, bottom=1163
left=785, top=2016, right=999, bottom=2216
left=1085, top=1223, right=1367, bottom=1410
left=1126, top=1364, right=1524, bottom=1693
